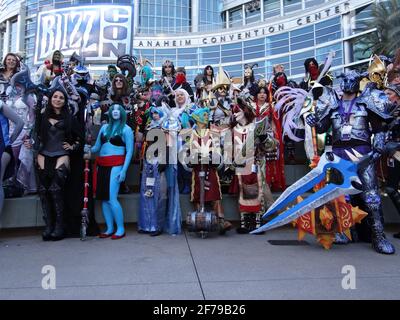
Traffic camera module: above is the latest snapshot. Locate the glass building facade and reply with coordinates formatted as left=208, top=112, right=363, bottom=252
left=0, top=0, right=377, bottom=85
left=138, top=0, right=191, bottom=34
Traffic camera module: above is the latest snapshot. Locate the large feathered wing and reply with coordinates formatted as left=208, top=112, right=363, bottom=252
left=274, top=86, right=309, bottom=142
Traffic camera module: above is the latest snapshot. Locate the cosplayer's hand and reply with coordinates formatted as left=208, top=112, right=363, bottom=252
left=117, top=170, right=126, bottom=183
left=84, top=144, right=92, bottom=154
left=385, top=142, right=400, bottom=156
left=23, top=138, right=33, bottom=149
left=305, top=114, right=317, bottom=127
left=83, top=153, right=91, bottom=160
left=163, top=87, right=172, bottom=95
left=63, top=142, right=74, bottom=151
left=370, top=150, right=382, bottom=164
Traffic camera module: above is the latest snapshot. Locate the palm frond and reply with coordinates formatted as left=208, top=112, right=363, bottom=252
left=356, top=0, right=400, bottom=56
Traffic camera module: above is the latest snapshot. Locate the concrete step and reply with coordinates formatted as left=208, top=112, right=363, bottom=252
left=0, top=193, right=239, bottom=228
left=2, top=191, right=400, bottom=229
left=2, top=164, right=400, bottom=229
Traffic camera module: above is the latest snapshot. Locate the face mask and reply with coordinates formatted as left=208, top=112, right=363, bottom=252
left=309, top=65, right=319, bottom=80
left=276, top=75, right=287, bottom=87
left=176, top=73, right=186, bottom=85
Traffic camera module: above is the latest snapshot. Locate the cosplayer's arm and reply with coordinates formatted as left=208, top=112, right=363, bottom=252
left=305, top=110, right=331, bottom=134
left=91, top=125, right=106, bottom=154
left=1, top=103, right=24, bottom=144
left=70, top=117, right=84, bottom=153
left=36, top=64, right=47, bottom=85
left=184, top=83, right=195, bottom=102
left=314, top=115, right=331, bottom=134
left=118, top=126, right=134, bottom=182
left=306, top=87, right=336, bottom=133
left=369, top=111, right=387, bottom=161
left=181, top=112, right=191, bottom=129
left=383, top=105, right=400, bottom=155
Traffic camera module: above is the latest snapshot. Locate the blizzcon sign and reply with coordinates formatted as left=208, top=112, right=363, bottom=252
left=34, top=5, right=132, bottom=65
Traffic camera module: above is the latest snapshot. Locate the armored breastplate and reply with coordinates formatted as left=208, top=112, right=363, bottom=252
left=41, top=120, right=69, bottom=157
left=331, top=103, right=371, bottom=144
left=211, top=100, right=231, bottom=125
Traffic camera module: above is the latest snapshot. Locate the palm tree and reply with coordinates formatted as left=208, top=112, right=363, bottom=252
left=356, top=0, right=400, bottom=57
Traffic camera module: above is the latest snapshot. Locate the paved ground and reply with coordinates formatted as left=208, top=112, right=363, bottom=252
left=0, top=224, right=400, bottom=300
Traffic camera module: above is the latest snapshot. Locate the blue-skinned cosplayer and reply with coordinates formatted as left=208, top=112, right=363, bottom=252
left=89, top=104, right=134, bottom=239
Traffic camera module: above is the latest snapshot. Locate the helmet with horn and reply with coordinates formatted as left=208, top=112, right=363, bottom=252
left=368, top=55, right=387, bottom=89
left=212, top=65, right=231, bottom=91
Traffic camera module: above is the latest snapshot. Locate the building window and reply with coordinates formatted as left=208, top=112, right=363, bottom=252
left=199, top=0, right=223, bottom=32
left=243, top=38, right=265, bottom=61
left=304, top=0, right=326, bottom=9
left=229, top=6, right=243, bottom=28
left=266, top=32, right=289, bottom=56
left=221, top=42, right=242, bottom=63
left=264, top=0, right=281, bottom=19
left=354, top=4, right=373, bottom=33
left=315, top=16, right=341, bottom=45
left=352, top=35, right=373, bottom=61
left=283, top=0, right=302, bottom=15
left=0, top=31, right=4, bottom=60
left=177, top=48, right=199, bottom=67
left=290, top=26, right=314, bottom=51
left=133, top=49, right=155, bottom=66
left=139, top=0, right=191, bottom=35
left=75, top=0, right=92, bottom=4
left=245, top=0, right=261, bottom=25
left=199, top=45, right=220, bottom=65
left=316, top=43, right=343, bottom=68
left=224, top=63, right=243, bottom=79
left=9, top=20, right=18, bottom=53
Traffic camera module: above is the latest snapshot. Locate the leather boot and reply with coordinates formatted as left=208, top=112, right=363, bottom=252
left=386, top=187, right=400, bottom=239
left=368, top=209, right=395, bottom=255
left=37, top=169, right=53, bottom=241
left=49, top=165, right=69, bottom=241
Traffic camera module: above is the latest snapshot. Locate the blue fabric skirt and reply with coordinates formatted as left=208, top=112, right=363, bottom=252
left=138, top=161, right=182, bottom=234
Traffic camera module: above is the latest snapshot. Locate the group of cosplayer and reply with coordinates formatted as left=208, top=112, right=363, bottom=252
left=0, top=48, right=399, bottom=256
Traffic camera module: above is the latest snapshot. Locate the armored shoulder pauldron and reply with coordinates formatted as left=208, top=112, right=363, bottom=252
left=315, top=87, right=340, bottom=121
left=358, top=85, right=392, bottom=120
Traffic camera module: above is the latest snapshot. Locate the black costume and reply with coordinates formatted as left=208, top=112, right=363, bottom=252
left=36, top=108, right=83, bottom=241
left=384, top=92, right=400, bottom=238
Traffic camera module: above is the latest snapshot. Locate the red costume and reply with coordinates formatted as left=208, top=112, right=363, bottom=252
left=252, top=101, right=286, bottom=191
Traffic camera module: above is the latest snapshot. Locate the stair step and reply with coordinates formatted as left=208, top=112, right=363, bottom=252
left=2, top=192, right=400, bottom=229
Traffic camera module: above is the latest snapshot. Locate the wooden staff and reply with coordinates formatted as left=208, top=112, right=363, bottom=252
left=80, top=105, right=92, bottom=241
